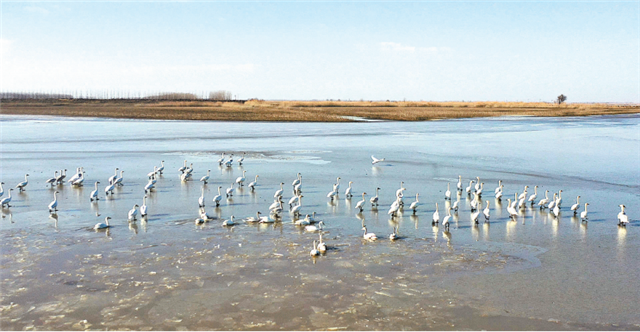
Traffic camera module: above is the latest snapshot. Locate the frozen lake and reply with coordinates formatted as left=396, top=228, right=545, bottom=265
left=1, top=114, right=639, bottom=330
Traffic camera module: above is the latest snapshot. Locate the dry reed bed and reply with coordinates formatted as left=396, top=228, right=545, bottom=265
left=1, top=100, right=638, bottom=122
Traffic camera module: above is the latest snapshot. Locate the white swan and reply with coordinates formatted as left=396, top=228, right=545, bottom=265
left=580, top=203, right=589, bottom=221
left=213, top=186, right=223, bottom=206
left=474, top=177, right=481, bottom=191
left=185, top=163, right=194, bottom=175
left=556, top=190, right=564, bottom=207
left=387, top=198, right=400, bottom=217
left=507, top=199, right=518, bottom=219
left=90, top=181, right=100, bottom=201
left=518, top=186, right=529, bottom=201
left=45, top=171, right=59, bottom=187
left=457, top=175, right=463, bottom=192
left=222, top=215, right=236, bottom=226
left=355, top=192, right=367, bottom=212
left=292, top=173, right=302, bottom=187
left=432, top=202, right=440, bottom=225
left=56, top=169, right=67, bottom=184
left=226, top=183, right=234, bottom=197
left=248, top=175, right=259, bottom=191
left=317, top=233, right=327, bottom=253
left=141, top=195, right=148, bottom=217
left=157, top=160, right=165, bottom=174
left=618, top=204, right=629, bottom=226
left=444, top=183, right=451, bottom=200
left=200, top=169, right=211, bottom=184
left=327, top=184, right=338, bottom=200
left=235, top=170, right=247, bottom=186
left=245, top=212, right=262, bottom=223
left=67, top=167, right=82, bottom=183
left=217, top=153, right=225, bottom=165
left=305, top=221, right=325, bottom=232
left=389, top=226, right=399, bottom=241
left=48, top=191, right=59, bottom=213
left=144, top=180, right=155, bottom=193
left=288, top=194, right=300, bottom=208
left=259, top=213, right=277, bottom=223
left=108, top=168, right=119, bottom=184
left=128, top=204, right=139, bottom=221
left=495, top=185, right=503, bottom=200
left=527, top=186, right=538, bottom=205
left=16, top=174, right=29, bottom=192
left=310, top=240, right=320, bottom=256
left=147, top=166, right=158, bottom=179
left=269, top=198, right=282, bottom=210
left=274, top=182, right=284, bottom=198
left=451, top=196, right=460, bottom=212
left=552, top=204, right=561, bottom=218
left=104, top=181, right=116, bottom=195
left=180, top=172, right=192, bottom=182
left=334, top=177, right=341, bottom=191
left=370, top=187, right=380, bottom=206
left=0, top=182, right=4, bottom=197
left=465, top=180, right=474, bottom=195
left=225, top=154, right=234, bottom=167
left=538, top=190, right=550, bottom=209
left=483, top=200, right=490, bottom=221
left=1, top=189, right=13, bottom=207
left=494, top=180, right=502, bottom=194
left=344, top=181, right=354, bottom=198
left=409, top=193, right=420, bottom=214
left=475, top=182, right=484, bottom=196
left=371, top=155, right=385, bottom=164
left=470, top=194, right=479, bottom=211
left=178, top=160, right=188, bottom=173
left=570, top=196, right=581, bottom=215
left=362, top=226, right=377, bottom=240
left=442, top=208, right=452, bottom=230
left=548, top=193, right=558, bottom=210
left=471, top=209, right=480, bottom=225
left=270, top=201, right=284, bottom=216
left=113, top=170, right=124, bottom=186
left=291, top=195, right=303, bottom=217
left=396, top=181, right=405, bottom=198
left=238, top=152, right=246, bottom=165
left=71, top=172, right=85, bottom=186
left=94, top=217, right=112, bottom=230
left=198, top=187, right=206, bottom=208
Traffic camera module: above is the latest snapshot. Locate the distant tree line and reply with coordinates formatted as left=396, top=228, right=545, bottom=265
left=0, top=90, right=239, bottom=101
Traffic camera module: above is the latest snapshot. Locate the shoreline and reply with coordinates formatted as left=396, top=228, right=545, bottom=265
left=1, top=99, right=638, bottom=122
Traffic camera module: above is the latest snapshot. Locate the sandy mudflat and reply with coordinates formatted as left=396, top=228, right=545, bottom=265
left=2, top=99, right=638, bottom=121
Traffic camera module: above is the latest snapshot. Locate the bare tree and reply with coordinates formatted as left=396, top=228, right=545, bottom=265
left=209, top=90, right=233, bottom=101
left=557, top=94, right=567, bottom=104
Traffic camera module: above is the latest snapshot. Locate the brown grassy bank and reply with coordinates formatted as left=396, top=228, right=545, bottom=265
left=1, top=99, right=638, bottom=122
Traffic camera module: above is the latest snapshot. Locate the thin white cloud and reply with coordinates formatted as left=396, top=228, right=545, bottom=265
left=24, top=6, right=50, bottom=15
left=380, top=42, right=415, bottom=52
left=417, top=46, right=453, bottom=54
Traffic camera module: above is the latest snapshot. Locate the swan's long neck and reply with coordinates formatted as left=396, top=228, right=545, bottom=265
left=143, top=196, right=147, bottom=204
left=95, top=182, right=99, bottom=190
left=584, top=204, right=588, bottom=212
left=25, top=174, right=28, bottom=181
left=105, top=218, right=110, bottom=226
left=576, top=196, right=580, bottom=204
left=416, top=193, right=419, bottom=201
left=53, top=191, right=58, bottom=200
left=218, top=187, right=222, bottom=195
left=447, top=183, right=450, bottom=190
left=255, top=175, right=259, bottom=181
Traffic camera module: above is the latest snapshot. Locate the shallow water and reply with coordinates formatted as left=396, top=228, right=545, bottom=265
left=1, top=114, right=639, bottom=330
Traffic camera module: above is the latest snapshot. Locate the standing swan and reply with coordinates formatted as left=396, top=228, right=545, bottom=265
left=409, top=193, right=420, bottom=214
left=108, top=168, right=119, bottom=184
left=355, top=192, right=367, bottom=212
left=457, top=176, right=463, bottom=192
left=94, top=217, right=112, bottom=230
left=507, top=199, right=518, bottom=219
left=483, top=200, right=491, bottom=221
left=217, top=153, right=225, bottom=165
left=198, top=187, right=206, bottom=208
left=128, top=204, right=139, bottom=221
left=1, top=189, right=13, bottom=207
left=200, top=170, right=211, bottom=184
left=442, top=207, right=452, bottom=230
left=370, top=187, right=380, bottom=207
left=141, top=195, right=148, bottom=217
left=0, top=182, right=4, bottom=198
left=291, top=195, right=303, bottom=217
left=528, top=186, right=538, bottom=205
left=90, top=181, right=100, bottom=201
left=213, top=186, right=223, bottom=206
left=178, top=160, right=187, bottom=173
left=157, top=161, right=165, bottom=174
left=235, top=170, right=247, bottom=186
left=238, top=152, right=246, bottom=165
left=617, top=204, right=629, bottom=227
left=444, top=183, right=451, bottom=200
left=48, top=191, right=59, bottom=213
left=465, top=180, right=474, bottom=195
left=538, top=190, right=550, bottom=209
left=274, top=182, right=284, bottom=199
left=226, top=184, right=234, bottom=197
left=580, top=203, right=589, bottom=222
left=16, top=174, right=29, bottom=192
left=45, top=171, right=59, bottom=187
left=432, top=202, right=440, bottom=225
left=570, top=196, right=580, bottom=215
left=248, top=175, right=259, bottom=191
left=344, top=181, right=354, bottom=198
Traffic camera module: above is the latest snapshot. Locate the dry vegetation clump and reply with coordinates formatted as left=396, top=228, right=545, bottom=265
left=1, top=99, right=637, bottom=122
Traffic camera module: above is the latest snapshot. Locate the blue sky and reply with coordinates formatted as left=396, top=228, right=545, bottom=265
left=1, top=1, right=638, bottom=102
